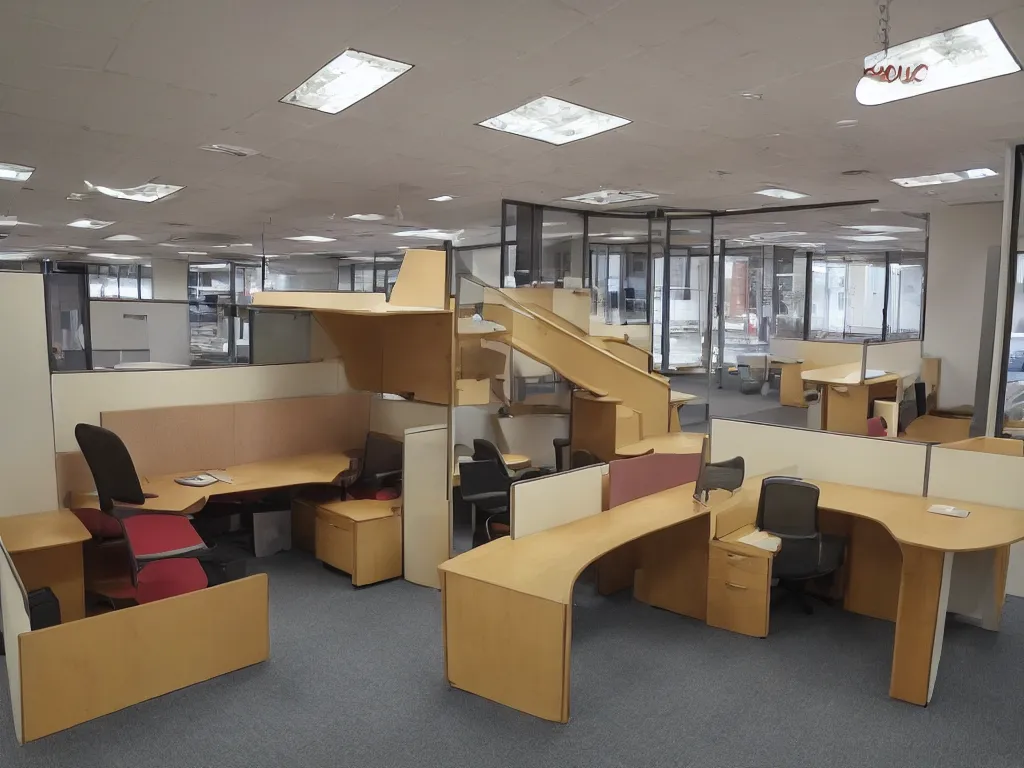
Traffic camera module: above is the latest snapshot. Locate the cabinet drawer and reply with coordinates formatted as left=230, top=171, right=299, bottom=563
left=316, top=517, right=354, bottom=575
left=709, top=550, right=769, bottom=590
left=709, top=543, right=769, bottom=577
left=707, top=576, right=769, bottom=638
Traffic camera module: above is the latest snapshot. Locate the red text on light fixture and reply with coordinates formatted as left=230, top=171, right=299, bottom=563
left=863, top=63, right=929, bottom=84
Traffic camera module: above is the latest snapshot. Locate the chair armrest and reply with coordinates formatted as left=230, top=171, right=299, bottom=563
left=373, top=469, right=403, bottom=487
left=516, top=467, right=554, bottom=481
left=461, top=491, right=509, bottom=506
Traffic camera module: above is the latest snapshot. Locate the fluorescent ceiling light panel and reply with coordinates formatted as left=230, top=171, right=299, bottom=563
left=198, top=143, right=259, bottom=157
left=429, top=195, right=457, bottom=202
left=104, top=234, right=143, bottom=241
left=68, top=218, right=114, bottom=229
left=281, top=49, right=412, bottom=114
left=85, top=180, right=185, bottom=203
left=285, top=235, right=336, bottom=242
left=88, top=252, right=136, bottom=260
left=0, top=162, right=35, bottom=182
left=842, top=225, right=922, bottom=233
left=562, top=189, right=658, bottom=206
left=231, top=242, right=254, bottom=247
left=393, top=229, right=460, bottom=239
left=755, top=188, right=808, bottom=200
left=891, top=168, right=998, bottom=187
left=0, top=253, right=30, bottom=260
left=748, top=231, right=808, bottom=241
left=837, top=235, right=899, bottom=242
left=346, top=213, right=384, bottom=221
left=857, top=19, right=1021, bottom=106
left=0, top=216, right=17, bottom=227
left=479, top=96, right=631, bottom=145
left=192, top=263, right=228, bottom=269
left=179, top=251, right=208, bottom=256
left=66, top=192, right=88, bottom=201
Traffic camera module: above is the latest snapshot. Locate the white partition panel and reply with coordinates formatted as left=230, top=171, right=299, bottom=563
left=710, top=418, right=928, bottom=495
left=511, top=464, right=605, bottom=539
left=770, top=339, right=864, bottom=367
left=1, top=537, right=30, bottom=743
left=929, top=447, right=1024, bottom=597
left=865, top=340, right=922, bottom=380
left=403, top=424, right=449, bottom=588
left=370, top=397, right=447, bottom=439
left=494, top=413, right=568, bottom=468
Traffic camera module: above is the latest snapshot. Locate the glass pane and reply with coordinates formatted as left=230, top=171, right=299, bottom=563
left=264, top=256, right=339, bottom=291
left=667, top=252, right=711, bottom=369
left=353, top=264, right=374, bottom=291
left=886, top=254, right=924, bottom=339
left=189, top=301, right=231, bottom=364
left=503, top=202, right=518, bottom=288
left=46, top=273, right=90, bottom=371
left=539, top=209, right=584, bottom=286
left=721, top=247, right=768, bottom=365
left=774, top=248, right=806, bottom=339
left=844, top=257, right=885, bottom=339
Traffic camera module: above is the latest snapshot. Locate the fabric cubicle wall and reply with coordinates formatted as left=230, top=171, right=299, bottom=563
left=0, top=273, right=59, bottom=516
left=403, top=424, right=449, bottom=588
left=511, top=465, right=605, bottom=539
left=709, top=418, right=928, bottom=496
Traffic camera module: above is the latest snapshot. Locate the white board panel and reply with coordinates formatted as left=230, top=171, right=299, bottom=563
left=403, top=424, right=449, bottom=588
left=50, top=360, right=345, bottom=452
left=0, top=536, right=30, bottom=743
left=0, top=273, right=59, bottom=516
left=709, top=418, right=928, bottom=495
left=511, top=464, right=604, bottom=539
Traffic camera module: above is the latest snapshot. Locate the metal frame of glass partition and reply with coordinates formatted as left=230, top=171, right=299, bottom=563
left=995, top=143, right=1024, bottom=427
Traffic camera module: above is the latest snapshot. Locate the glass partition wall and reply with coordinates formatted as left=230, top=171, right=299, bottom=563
left=999, top=144, right=1024, bottom=423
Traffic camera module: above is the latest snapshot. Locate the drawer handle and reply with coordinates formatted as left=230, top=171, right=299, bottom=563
left=726, top=553, right=747, bottom=561
left=725, top=582, right=748, bottom=590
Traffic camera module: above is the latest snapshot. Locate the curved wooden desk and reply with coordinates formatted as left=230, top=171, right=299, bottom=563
left=712, top=478, right=1024, bottom=706
left=439, top=482, right=709, bottom=722
left=615, top=432, right=705, bottom=458
left=72, top=451, right=353, bottom=515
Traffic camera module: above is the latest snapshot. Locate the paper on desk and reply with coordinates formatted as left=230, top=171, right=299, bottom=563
left=208, top=470, right=234, bottom=484
left=738, top=529, right=782, bottom=552
left=927, top=504, right=969, bottom=518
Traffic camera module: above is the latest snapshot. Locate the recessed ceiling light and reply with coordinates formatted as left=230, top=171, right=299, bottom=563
left=836, top=119, right=859, bottom=127
left=68, top=218, right=114, bottom=229
left=0, top=253, right=30, bottom=261
left=429, top=195, right=457, bottom=202
left=842, top=225, right=923, bottom=233
left=104, top=234, right=143, bottom=242
left=346, top=213, right=385, bottom=221
left=285, top=235, right=337, bottom=242
left=393, top=229, right=460, bottom=239
left=198, top=143, right=259, bottom=157
left=605, top=236, right=635, bottom=241
left=0, top=216, right=17, bottom=227
left=749, top=231, right=808, bottom=241
left=85, top=180, right=184, bottom=203
left=179, top=251, right=208, bottom=256
left=891, top=168, right=998, bottom=187
left=191, top=262, right=228, bottom=269
left=88, top=253, right=136, bottom=260
left=231, top=242, right=254, bottom=247
left=280, top=49, right=413, bottom=114
left=0, top=162, right=35, bottom=182
left=479, top=96, right=630, bottom=145
left=209, top=245, right=228, bottom=248
left=857, top=19, right=1021, bottom=106
left=754, top=188, right=808, bottom=200
left=66, top=192, right=88, bottom=202
left=561, top=189, right=658, bottom=206
left=740, top=92, right=763, bottom=100
left=837, top=235, right=899, bottom=242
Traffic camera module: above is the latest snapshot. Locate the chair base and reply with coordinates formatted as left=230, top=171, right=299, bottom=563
left=771, top=579, right=838, bottom=615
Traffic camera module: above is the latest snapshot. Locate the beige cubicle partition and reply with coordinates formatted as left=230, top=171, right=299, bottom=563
left=864, top=340, right=923, bottom=381
left=1, top=535, right=269, bottom=744
left=403, top=423, right=450, bottom=588
left=510, top=464, right=605, bottom=539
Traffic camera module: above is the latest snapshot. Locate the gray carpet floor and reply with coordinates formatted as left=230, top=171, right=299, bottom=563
left=3, top=551, right=1024, bottom=767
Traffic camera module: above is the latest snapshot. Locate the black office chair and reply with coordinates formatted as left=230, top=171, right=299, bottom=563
left=756, top=477, right=846, bottom=614
left=696, top=456, right=745, bottom=500
left=459, top=460, right=513, bottom=546
left=570, top=449, right=601, bottom=469
left=553, top=438, right=571, bottom=473
left=473, top=438, right=552, bottom=480
left=347, top=432, right=404, bottom=500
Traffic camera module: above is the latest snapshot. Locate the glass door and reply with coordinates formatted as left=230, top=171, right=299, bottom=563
left=720, top=247, right=768, bottom=365
left=663, top=248, right=711, bottom=371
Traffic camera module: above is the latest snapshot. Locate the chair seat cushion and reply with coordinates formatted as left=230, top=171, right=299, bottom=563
left=136, top=559, right=208, bottom=604
left=122, top=514, right=206, bottom=559
left=347, top=485, right=400, bottom=501
left=72, top=507, right=123, bottom=540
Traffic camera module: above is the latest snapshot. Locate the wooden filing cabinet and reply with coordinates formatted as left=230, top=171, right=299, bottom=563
left=706, top=541, right=771, bottom=638
left=315, top=499, right=403, bottom=587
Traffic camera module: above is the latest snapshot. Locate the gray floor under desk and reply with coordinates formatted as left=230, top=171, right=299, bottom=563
left=3, top=551, right=1024, bottom=768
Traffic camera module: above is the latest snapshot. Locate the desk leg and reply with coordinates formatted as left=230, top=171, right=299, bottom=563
left=890, top=545, right=952, bottom=705
left=442, top=572, right=570, bottom=722
left=11, top=544, right=85, bottom=623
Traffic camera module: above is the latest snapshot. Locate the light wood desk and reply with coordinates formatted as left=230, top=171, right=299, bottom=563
left=775, top=359, right=806, bottom=407
left=616, top=432, right=704, bottom=458
left=451, top=453, right=531, bottom=487
left=903, top=414, right=972, bottom=444
left=439, top=482, right=709, bottom=722
left=0, top=510, right=91, bottom=622
left=72, top=451, right=353, bottom=515
left=802, top=366, right=899, bottom=435
left=710, top=477, right=1024, bottom=706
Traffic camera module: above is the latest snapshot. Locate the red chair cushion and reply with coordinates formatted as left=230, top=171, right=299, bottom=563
left=136, top=559, right=208, bottom=604
left=72, top=507, right=123, bottom=539
left=347, top=485, right=400, bottom=501
left=867, top=417, right=888, bottom=438
left=122, top=514, right=206, bottom=559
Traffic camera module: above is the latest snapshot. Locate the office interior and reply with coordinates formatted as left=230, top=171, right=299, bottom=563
left=0, top=2, right=1023, bottom=767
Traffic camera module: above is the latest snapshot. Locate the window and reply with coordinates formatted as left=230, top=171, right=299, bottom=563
left=353, top=264, right=374, bottom=291
left=810, top=255, right=885, bottom=340
left=774, top=248, right=806, bottom=339
left=886, top=253, right=924, bottom=339
left=264, top=256, right=339, bottom=291
left=89, top=264, right=148, bottom=299
left=540, top=209, right=584, bottom=286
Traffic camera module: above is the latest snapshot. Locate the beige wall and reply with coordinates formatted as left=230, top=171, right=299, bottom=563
left=0, top=273, right=59, bottom=516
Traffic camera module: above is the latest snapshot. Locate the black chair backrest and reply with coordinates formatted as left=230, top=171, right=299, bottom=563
left=459, top=461, right=512, bottom=511
left=571, top=450, right=601, bottom=469
left=360, top=432, right=404, bottom=481
left=553, top=438, right=571, bottom=473
left=472, top=439, right=505, bottom=466
left=697, top=456, right=745, bottom=498
left=74, top=423, right=145, bottom=512
left=756, top=477, right=820, bottom=536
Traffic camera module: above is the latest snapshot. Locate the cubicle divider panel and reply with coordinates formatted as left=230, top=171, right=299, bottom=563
left=608, top=453, right=702, bottom=508
left=493, top=413, right=569, bottom=469
left=370, top=398, right=448, bottom=440
left=709, top=418, right=929, bottom=495
left=0, top=538, right=30, bottom=744
left=17, top=574, right=270, bottom=743
left=55, top=451, right=96, bottom=504
left=570, top=393, right=620, bottom=462
left=865, top=340, right=923, bottom=379
left=941, top=437, right=1024, bottom=456
left=314, top=313, right=385, bottom=394
left=769, top=339, right=865, bottom=368
left=403, top=424, right=450, bottom=588
left=381, top=313, right=453, bottom=405
left=388, top=249, right=448, bottom=309
left=511, top=465, right=604, bottom=539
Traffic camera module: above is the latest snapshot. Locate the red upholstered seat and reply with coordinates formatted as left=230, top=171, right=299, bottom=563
left=346, top=485, right=400, bottom=501
left=136, top=559, right=208, bottom=604
left=867, top=417, right=888, bottom=438
left=122, top=514, right=206, bottom=560
left=72, top=507, right=124, bottom=539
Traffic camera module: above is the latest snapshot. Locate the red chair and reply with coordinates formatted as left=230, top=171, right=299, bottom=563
left=74, top=424, right=210, bottom=603
left=867, top=416, right=888, bottom=438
